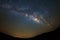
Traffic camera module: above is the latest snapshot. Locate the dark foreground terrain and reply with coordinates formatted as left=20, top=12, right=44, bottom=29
left=0, top=27, right=60, bottom=40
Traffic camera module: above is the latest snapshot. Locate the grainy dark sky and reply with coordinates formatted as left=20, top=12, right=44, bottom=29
left=0, top=0, right=60, bottom=38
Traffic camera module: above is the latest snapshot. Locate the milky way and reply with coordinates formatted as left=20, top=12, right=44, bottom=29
left=0, top=0, right=60, bottom=38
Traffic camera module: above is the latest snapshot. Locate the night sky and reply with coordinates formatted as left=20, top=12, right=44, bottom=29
left=0, top=0, right=60, bottom=38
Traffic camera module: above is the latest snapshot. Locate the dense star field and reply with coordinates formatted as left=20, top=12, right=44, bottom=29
left=0, top=0, right=60, bottom=38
